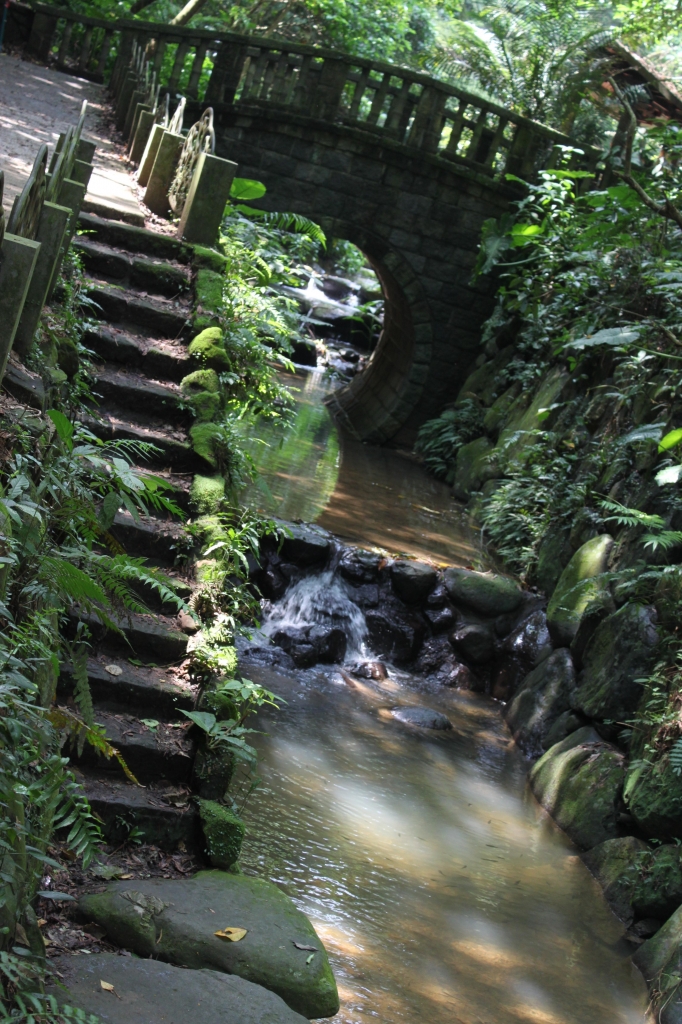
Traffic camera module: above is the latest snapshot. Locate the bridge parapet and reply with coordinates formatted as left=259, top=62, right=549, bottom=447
left=20, top=0, right=597, bottom=183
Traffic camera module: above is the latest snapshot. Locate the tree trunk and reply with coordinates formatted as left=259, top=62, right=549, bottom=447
left=169, top=0, right=210, bottom=27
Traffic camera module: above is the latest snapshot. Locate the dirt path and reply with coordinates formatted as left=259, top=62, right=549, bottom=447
left=0, top=51, right=140, bottom=221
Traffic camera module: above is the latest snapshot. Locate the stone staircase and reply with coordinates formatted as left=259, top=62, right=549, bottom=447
left=61, top=209, right=210, bottom=852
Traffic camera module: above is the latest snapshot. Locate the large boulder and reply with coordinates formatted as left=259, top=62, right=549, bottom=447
left=277, top=522, right=331, bottom=567
left=78, top=872, right=339, bottom=1019
left=365, top=601, right=425, bottom=665
left=529, top=727, right=625, bottom=850
left=492, top=609, right=553, bottom=701
left=571, top=603, right=658, bottom=722
left=545, top=535, right=613, bottom=646
left=632, top=845, right=682, bottom=919
left=453, top=437, right=497, bottom=501
left=624, top=754, right=682, bottom=841
left=505, top=649, right=576, bottom=755
left=389, top=560, right=438, bottom=605
left=338, top=548, right=381, bottom=583
left=634, top=905, right=682, bottom=1021
left=272, top=625, right=346, bottom=667
left=582, top=836, right=647, bottom=924
left=449, top=622, right=495, bottom=663
left=48, top=954, right=309, bottom=1024
left=443, top=567, right=523, bottom=617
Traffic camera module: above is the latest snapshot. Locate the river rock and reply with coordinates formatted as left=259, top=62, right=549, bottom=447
left=529, top=727, right=625, bottom=850
left=338, top=548, right=381, bottom=583
left=47, top=954, right=310, bottom=1024
left=272, top=625, right=346, bottom=667
left=424, top=605, right=456, bottom=632
left=545, top=534, right=614, bottom=646
left=634, top=903, right=682, bottom=996
left=277, top=522, right=331, bottom=567
left=452, top=436, right=497, bottom=501
left=389, top=559, right=438, bottom=604
left=365, top=601, right=425, bottom=665
left=505, top=649, right=576, bottom=755
left=443, top=567, right=523, bottom=617
left=571, top=602, right=658, bottom=722
left=624, top=754, right=682, bottom=841
left=582, top=836, right=648, bottom=924
left=426, top=584, right=448, bottom=608
left=541, top=710, right=584, bottom=750
left=493, top=610, right=553, bottom=701
left=449, top=622, right=495, bottom=663
left=390, top=706, right=452, bottom=730
left=414, top=636, right=475, bottom=687
left=78, top=872, right=339, bottom=1019
left=631, top=845, right=682, bottom=919
left=344, top=582, right=380, bottom=608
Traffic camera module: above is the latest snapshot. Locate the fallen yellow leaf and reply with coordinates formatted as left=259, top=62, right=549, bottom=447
left=214, top=927, right=247, bottom=942
left=100, top=981, right=114, bottom=992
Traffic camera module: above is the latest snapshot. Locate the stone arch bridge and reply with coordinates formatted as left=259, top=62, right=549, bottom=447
left=20, top=2, right=596, bottom=443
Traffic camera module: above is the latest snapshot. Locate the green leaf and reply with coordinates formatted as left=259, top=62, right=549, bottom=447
left=622, top=424, right=666, bottom=445
left=568, top=327, right=640, bottom=350
left=234, top=204, right=266, bottom=217
left=659, top=429, right=682, bottom=452
left=230, top=178, right=267, bottom=201
left=47, top=409, right=74, bottom=451
left=181, top=710, right=217, bottom=734
left=99, top=491, right=121, bottom=531
left=657, top=465, right=682, bottom=485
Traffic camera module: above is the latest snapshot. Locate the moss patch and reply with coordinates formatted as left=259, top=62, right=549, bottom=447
left=181, top=369, right=220, bottom=395
left=192, top=246, right=228, bottom=274
left=199, top=799, right=245, bottom=869
left=188, top=327, right=231, bottom=370
left=191, top=475, right=226, bottom=513
left=194, top=269, right=224, bottom=329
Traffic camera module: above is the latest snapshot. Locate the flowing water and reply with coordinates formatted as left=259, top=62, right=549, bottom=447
left=236, top=370, right=650, bottom=1023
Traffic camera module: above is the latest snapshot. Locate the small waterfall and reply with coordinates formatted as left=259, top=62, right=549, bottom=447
left=261, top=569, right=367, bottom=661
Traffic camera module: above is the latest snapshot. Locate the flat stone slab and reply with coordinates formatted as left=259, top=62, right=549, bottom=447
left=79, top=870, right=339, bottom=1019
left=48, top=953, right=309, bottom=1024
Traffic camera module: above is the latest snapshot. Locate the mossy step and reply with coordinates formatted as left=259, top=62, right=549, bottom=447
left=59, top=656, right=196, bottom=716
left=74, top=238, right=190, bottom=298
left=83, top=326, right=191, bottom=382
left=75, top=609, right=189, bottom=661
left=87, top=284, right=190, bottom=338
left=92, top=366, right=185, bottom=421
left=78, top=212, right=192, bottom=264
left=75, top=768, right=198, bottom=850
left=70, top=710, right=195, bottom=785
left=83, top=412, right=197, bottom=472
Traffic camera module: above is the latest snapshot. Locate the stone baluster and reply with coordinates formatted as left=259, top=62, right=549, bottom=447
left=407, top=85, right=446, bottom=152
left=204, top=39, right=248, bottom=105
left=309, top=58, right=349, bottom=121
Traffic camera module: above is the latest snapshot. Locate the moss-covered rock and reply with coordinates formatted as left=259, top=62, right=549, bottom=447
left=199, top=799, right=244, bottom=868
left=194, top=269, right=224, bottom=329
left=190, top=423, right=227, bottom=468
left=582, top=836, right=647, bottom=923
left=541, top=710, right=584, bottom=750
left=632, top=844, right=682, bottom=919
left=443, top=566, right=523, bottom=616
left=453, top=436, right=497, bottom=501
left=455, top=346, right=515, bottom=406
left=56, top=337, right=79, bottom=378
left=79, top=873, right=340, bottom=1019
left=529, top=727, right=625, bottom=850
left=571, top=602, right=658, bottom=722
left=505, top=649, right=576, bottom=755
left=534, top=525, right=572, bottom=597
left=181, top=368, right=220, bottom=395
left=483, top=383, right=521, bottom=436
left=634, top=902, right=682, bottom=993
left=190, top=474, right=226, bottom=513
left=189, top=327, right=231, bottom=370
left=496, top=367, right=571, bottom=466
left=545, top=534, right=613, bottom=646
left=192, top=245, right=228, bottom=273
left=624, top=754, right=682, bottom=841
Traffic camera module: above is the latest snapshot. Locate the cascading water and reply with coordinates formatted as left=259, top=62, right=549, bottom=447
left=261, top=569, right=368, bottom=661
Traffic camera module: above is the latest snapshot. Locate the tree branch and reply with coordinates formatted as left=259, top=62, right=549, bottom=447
left=608, top=75, right=682, bottom=232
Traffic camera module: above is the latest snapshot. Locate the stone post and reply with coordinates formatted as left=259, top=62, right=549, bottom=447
left=144, top=131, right=183, bottom=217
left=128, top=103, right=151, bottom=149
left=123, top=90, right=146, bottom=139
left=177, top=153, right=238, bottom=246
left=13, top=202, right=71, bottom=357
left=138, top=123, right=165, bottom=186
left=130, top=109, right=155, bottom=166
left=45, top=179, right=87, bottom=299
left=70, top=159, right=94, bottom=190
left=0, top=234, right=41, bottom=380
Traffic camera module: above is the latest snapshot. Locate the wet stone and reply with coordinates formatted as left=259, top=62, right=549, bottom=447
left=390, top=706, right=453, bottom=730
left=449, top=622, right=495, bottom=664
left=389, top=559, right=438, bottom=605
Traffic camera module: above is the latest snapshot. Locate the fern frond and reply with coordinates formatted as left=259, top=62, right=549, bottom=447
left=52, top=771, right=103, bottom=867
left=262, top=211, right=327, bottom=247
left=670, top=738, right=682, bottom=776
left=49, top=707, right=141, bottom=786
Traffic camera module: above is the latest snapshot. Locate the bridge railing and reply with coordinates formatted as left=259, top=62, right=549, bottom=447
left=21, top=1, right=598, bottom=181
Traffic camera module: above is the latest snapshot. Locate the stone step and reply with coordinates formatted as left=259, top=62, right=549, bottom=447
left=87, top=283, right=190, bottom=339
left=83, top=412, right=198, bottom=472
left=59, top=655, right=197, bottom=716
left=92, top=366, right=186, bottom=421
left=75, top=609, right=189, bottom=661
left=78, top=211, right=192, bottom=264
left=74, top=238, right=191, bottom=298
left=110, top=510, right=192, bottom=564
left=75, top=767, right=198, bottom=850
left=71, top=710, right=195, bottom=785
left=83, top=325, right=191, bottom=382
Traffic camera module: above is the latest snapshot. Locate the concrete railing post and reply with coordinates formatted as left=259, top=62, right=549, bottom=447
left=130, top=109, right=156, bottom=166
left=0, top=234, right=41, bottom=380
left=177, top=153, right=237, bottom=246
left=138, top=123, right=166, bottom=186
left=144, top=131, right=183, bottom=216
left=13, top=201, right=71, bottom=357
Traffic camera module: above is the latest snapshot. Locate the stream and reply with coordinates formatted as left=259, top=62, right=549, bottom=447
left=235, top=365, right=650, bottom=1022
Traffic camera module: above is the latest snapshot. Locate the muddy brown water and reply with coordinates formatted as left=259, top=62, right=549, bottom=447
left=237, top=367, right=650, bottom=1023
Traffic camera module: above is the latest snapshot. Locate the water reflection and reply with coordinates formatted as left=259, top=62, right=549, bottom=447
left=239, top=663, right=649, bottom=1024
left=237, top=368, right=486, bottom=565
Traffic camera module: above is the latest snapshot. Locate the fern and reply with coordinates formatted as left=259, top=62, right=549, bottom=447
left=670, top=738, right=682, bottom=776
left=261, top=212, right=327, bottom=247
left=48, top=707, right=140, bottom=786
left=52, top=770, right=103, bottom=868
left=65, top=639, right=93, bottom=728
left=0, top=950, right=102, bottom=1022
